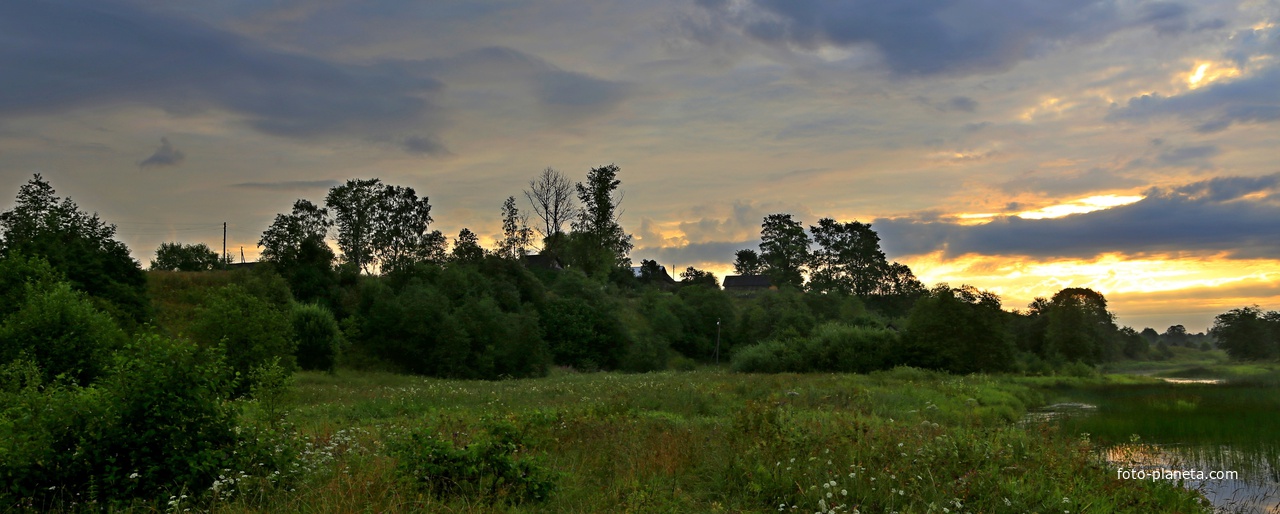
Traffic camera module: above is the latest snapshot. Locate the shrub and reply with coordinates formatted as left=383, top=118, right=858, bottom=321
left=291, top=303, right=343, bottom=372
left=391, top=420, right=557, bottom=505
left=191, top=284, right=296, bottom=396
left=0, top=333, right=252, bottom=507
left=0, top=282, right=126, bottom=385
left=731, top=323, right=898, bottom=373
left=0, top=253, right=65, bottom=320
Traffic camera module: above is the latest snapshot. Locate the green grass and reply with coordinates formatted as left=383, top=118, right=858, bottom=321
left=1098, top=348, right=1230, bottom=375
left=188, top=368, right=1207, bottom=513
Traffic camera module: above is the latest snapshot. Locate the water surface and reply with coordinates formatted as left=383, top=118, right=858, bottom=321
left=1034, top=381, right=1280, bottom=512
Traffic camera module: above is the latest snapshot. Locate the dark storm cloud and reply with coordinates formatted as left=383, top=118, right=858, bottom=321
left=694, top=0, right=1197, bottom=76
left=1155, top=144, right=1220, bottom=166
left=230, top=180, right=341, bottom=191
left=876, top=174, right=1280, bottom=259
left=1109, top=66, right=1280, bottom=133
left=138, top=137, right=185, bottom=169
left=1, top=1, right=445, bottom=149
left=410, top=46, right=633, bottom=119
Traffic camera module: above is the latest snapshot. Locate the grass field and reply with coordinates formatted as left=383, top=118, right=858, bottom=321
left=185, top=367, right=1208, bottom=513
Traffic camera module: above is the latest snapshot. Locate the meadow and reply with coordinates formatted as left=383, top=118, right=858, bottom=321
left=167, top=367, right=1208, bottom=513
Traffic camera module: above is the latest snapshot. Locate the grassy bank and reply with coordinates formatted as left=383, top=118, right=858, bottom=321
left=188, top=368, right=1206, bottom=513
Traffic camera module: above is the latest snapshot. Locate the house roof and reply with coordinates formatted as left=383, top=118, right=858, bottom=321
left=723, top=275, right=773, bottom=288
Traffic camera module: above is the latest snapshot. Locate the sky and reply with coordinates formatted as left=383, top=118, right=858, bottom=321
left=3, top=0, right=1279, bottom=332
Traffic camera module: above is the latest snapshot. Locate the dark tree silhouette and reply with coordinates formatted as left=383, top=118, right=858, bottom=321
left=758, top=213, right=809, bottom=289
left=524, top=167, right=576, bottom=240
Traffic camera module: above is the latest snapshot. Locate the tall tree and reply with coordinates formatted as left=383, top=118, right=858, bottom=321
left=373, top=184, right=444, bottom=272
left=758, top=213, right=810, bottom=289
left=325, top=178, right=382, bottom=274
left=1044, top=287, right=1118, bottom=364
left=258, top=199, right=332, bottom=265
left=325, top=179, right=443, bottom=274
left=903, top=284, right=1013, bottom=374
left=258, top=199, right=338, bottom=306
left=0, top=174, right=149, bottom=325
left=524, top=167, right=576, bottom=240
left=496, top=196, right=533, bottom=260
left=1211, top=306, right=1278, bottom=361
left=572, top=164, right=633, bottom=269
left=451, top=228, right=485, bottom=263
left=680, top=266, right=718, bottom=287
left=808, top=217, right=888, bottom=296
left=732, top=249, right=765, bottom=275
left=150, top=242, right=220, bottom=272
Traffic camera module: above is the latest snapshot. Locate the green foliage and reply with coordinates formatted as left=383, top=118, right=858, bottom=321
left=1044, top=287, right=1118, bottom=364
left=391, top=420, right=557, bottom=505
left=150, top=241, right=220, bottom=272
left=678, top=265, right=718, bottom=287
left=451, top=227, right=485, bottom=263
left=291, top=303, right=343, bottom=372
left=0, top=333, right=252, bottom=508
left=736, top=288, right=816, bottom=344
left=192, top=284, right=296, bottom=395
left=1211, top=306, right=1279, bottom=361
left=901, top=284, right=1014, bottom=374
left=325, top=178, right=446, bottom=274
left=352, top=264, right=550, bottom=379
left=571, top=164, right=633, bottom=270
left=0, top=254, right=65, bottom=321
left=730, top=323, right=898, bottom=373
left=0, top=282, right=126, bottom=385
left=258, top=199, right=332, bottom=266
left=807, top=217, right=887, bottom=296
left=540, top=270, right=629, bottom=370
left=757, top=213, right=810, bottom=290
left=0, top=175, right=150, bottom=327
left=496, top=196, right=533, bottom=260
left=258, top=199, right=341, bottom=308
left=732, top=248, right=764, bottom=275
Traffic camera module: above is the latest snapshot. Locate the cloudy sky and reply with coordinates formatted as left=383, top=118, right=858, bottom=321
left=3, top=0, right=1279, bottom=331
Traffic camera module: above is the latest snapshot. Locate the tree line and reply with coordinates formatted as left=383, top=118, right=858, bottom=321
left=4, top=170, right=1274, bottom=386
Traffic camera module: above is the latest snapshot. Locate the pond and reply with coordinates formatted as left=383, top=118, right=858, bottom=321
left=1032, top=380, right=1280, bottom=513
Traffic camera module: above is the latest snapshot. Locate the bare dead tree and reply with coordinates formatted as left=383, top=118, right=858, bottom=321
left=523, top=167, right=576, bottom=239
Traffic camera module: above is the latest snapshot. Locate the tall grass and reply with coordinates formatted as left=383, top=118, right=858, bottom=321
left=186, top=369, right=1206, bottom=513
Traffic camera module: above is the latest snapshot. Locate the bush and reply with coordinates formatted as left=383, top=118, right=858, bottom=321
left=292, top=303, right=343, bottom=372
left=391, top=420, right=557, bottom=505
left=0, top=253, right=65, bottom=320
left=0, top=282, right=126, bottom=385
left=731, top=323, right=898, bottom=373
left=0, top=333, right=254, bottom=508
left=191, top=284, right=296, bottom=396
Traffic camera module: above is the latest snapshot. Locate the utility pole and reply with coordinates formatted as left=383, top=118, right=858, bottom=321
left=222, top=222, right=227, bottom=270
left=715, top=318, right=722, bottom=366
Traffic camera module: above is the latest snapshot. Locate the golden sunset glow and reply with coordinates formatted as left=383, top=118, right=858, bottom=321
left=1186, top=61, right=1242, bottom=89
left=902, top=250, right=1280, bottom=328
left=1014, top=195, right=1145, bottom=219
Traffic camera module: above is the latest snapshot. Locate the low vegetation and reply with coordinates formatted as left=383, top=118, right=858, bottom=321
left=0, top=172, right=1263, bottom=511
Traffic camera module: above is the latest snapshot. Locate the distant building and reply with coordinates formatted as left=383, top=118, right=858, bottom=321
left=722, top=275, right=775, bottom=294
left=225, top=261, right=261, bottom=271
left=521, top=253, right=563, bottom=271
